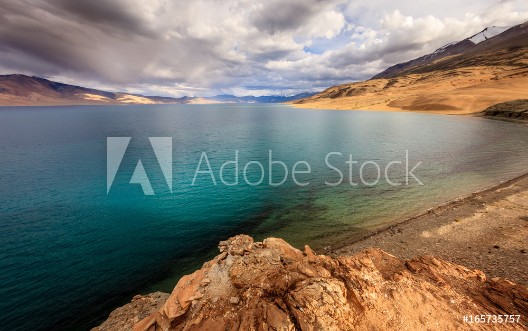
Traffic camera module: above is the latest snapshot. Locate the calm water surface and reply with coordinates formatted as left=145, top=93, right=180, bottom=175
left=1, top=104, right=528, bottom=330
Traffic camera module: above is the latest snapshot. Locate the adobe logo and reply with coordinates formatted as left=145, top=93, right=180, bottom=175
left=106, top=137, right=172, bottom=195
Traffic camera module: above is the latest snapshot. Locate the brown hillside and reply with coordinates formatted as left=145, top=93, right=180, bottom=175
left=293, top=22, right=528, bottom=114
left=0, top=74, right=185, bottom=106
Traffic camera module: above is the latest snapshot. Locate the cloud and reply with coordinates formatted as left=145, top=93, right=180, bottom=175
left=0, top=0, right=527, bottom=96
left=50, top=0, right=155, bottom=37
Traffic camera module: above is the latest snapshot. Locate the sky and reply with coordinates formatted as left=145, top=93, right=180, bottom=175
left=0, top=0, right=527, bottom=97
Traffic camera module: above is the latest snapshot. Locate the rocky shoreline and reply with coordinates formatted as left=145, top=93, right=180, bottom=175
left=335, top=172, right=528, bottom=285
left=94, top=235, right=528, bottom=330
left=92, top=171, right=528, bottom=330
left=481, top=99, right=528, bottom=122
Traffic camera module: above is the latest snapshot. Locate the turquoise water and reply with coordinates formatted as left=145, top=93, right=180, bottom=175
left=1, top=104, right=528, bottom=330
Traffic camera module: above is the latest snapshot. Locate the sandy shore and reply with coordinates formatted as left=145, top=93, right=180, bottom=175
left=335, top=172, right=528, bottom=285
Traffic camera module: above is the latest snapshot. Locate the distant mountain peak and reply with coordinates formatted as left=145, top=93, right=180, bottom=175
left=371, top=21, right=526, bottom=79
left=468, top=26, right=510, bottom=44
left=432, top=41, right=458, bottom=54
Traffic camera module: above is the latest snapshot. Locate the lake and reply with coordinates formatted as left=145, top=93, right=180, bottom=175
left=1, top=104, right=528, bottom=330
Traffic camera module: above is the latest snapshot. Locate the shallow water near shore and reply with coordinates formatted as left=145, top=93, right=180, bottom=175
left=1, top=104, right=528, bottom=330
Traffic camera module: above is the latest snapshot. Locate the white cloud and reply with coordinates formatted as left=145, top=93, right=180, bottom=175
left=0, top=0, right=527, bottom=96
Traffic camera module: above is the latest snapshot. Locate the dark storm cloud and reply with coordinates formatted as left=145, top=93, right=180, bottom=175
left=0, top=0, right=161, bottom=82
left=49, top=0, right=156, bottom=37
left=0, top=1, right=89, bottom=72
left=253, top=0, right=324, bottom=34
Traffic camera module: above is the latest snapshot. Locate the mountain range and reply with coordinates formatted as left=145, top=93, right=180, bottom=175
left=2, top=21, right=527, bottom=112
left=294, top=21, right=528, bottom=114
left=0, top=74, right=315, bottom=106
left=372, top=25, right=511, bottom=79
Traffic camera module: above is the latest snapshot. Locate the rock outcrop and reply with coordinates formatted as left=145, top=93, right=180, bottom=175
left=483, top=99, right=528, bottom=121
left=97, top=235, right=528, bottom=330
left=92, top=292, right=169, bottom=331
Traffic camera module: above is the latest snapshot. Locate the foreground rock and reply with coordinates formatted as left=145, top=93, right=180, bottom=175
left=92, top=292, right=169, bottom=331
left=98, top=235, right=528, bottom=330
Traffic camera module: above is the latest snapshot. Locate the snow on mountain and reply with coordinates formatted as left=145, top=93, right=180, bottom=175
left=468, top=26, right=510, bottom=44
left=433, top=41, right=459, bottom=54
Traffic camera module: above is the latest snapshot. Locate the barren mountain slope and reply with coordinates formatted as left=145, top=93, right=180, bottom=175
left=0, top=74, right=187, bottom=106
left=293, top=22, right=528, bottom=114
